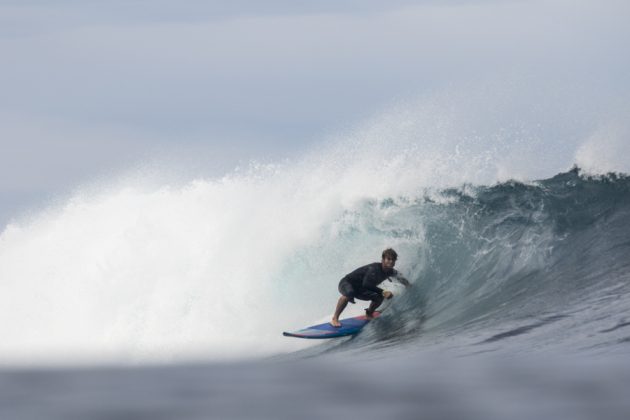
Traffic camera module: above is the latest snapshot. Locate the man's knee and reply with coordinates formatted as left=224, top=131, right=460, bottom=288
left=339, top=295, right=351, bottom=303
left=340, top=294, right=356, bottom=304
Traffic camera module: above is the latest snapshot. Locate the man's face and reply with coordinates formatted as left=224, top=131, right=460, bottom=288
left=381, top=256, right=396, bottom=271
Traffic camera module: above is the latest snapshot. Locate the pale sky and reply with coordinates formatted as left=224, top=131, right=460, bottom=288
left=1, top=0, right=629, bottom=226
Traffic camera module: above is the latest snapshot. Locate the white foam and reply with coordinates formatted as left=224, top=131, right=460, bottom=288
left=575, top=117, right=630, bottom=175
left=1, top=84, right=628, bottom=365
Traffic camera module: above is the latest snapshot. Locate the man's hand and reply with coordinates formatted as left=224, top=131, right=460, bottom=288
left=397, top=276, right=412, bottom=288
left=382, top=290, right=394, bottom=300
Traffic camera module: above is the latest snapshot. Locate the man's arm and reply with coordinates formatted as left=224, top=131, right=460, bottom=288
left=361, top=266, right=384, bottom=294
left=393, top=271, right=412, bottom=287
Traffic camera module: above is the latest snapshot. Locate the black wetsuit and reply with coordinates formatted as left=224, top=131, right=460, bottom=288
left=338, top=262, right=398, bottom=303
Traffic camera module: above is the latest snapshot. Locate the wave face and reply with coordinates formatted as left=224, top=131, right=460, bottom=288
left=318, top=168, right=630, bottom=357
left=1, top=165, right=630, bottom=364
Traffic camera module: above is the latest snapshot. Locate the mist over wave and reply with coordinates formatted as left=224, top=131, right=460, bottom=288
left=1, top=90, right=629, bottom=365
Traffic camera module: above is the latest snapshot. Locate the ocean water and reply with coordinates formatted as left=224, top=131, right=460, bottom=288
left=1, top=164, right=629, bottom=419
left=2, top=83, right=630, bottom=420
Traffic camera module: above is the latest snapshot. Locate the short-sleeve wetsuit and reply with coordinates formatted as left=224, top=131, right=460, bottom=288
left=338, top=262, right=400, bottom=303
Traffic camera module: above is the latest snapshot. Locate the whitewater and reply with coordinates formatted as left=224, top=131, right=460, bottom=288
left=1, top=99, right=630, bottom=419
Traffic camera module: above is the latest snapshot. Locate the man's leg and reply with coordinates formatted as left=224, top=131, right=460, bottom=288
left=366, top=295, right=384, bottom=319
left=331, top=295, right=350, bottom=327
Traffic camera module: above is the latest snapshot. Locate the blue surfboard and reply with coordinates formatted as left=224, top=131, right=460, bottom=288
left=283, top=312, right=381, bottom=339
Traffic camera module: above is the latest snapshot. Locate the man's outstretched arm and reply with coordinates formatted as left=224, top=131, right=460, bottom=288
left=395, top=273, right=411, bottom=287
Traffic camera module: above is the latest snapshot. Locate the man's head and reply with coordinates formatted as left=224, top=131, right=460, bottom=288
left=381, top=248, right=398, bottom=271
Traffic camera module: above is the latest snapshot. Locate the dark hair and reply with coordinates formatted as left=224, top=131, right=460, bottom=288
left=382, top=248, right=398, bottom=260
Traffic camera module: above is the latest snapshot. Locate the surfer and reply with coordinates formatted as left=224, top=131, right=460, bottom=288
left=331, top=248, right=410, bottom=327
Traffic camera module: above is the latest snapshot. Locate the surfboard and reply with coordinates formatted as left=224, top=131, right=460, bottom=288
left=282, top=311, right=381, bottom=339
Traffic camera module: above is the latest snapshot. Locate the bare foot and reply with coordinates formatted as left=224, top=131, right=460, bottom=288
left=331, top=318, right=341, bottom=327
